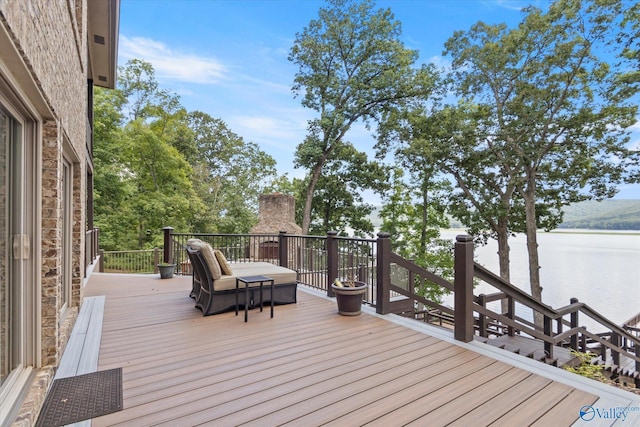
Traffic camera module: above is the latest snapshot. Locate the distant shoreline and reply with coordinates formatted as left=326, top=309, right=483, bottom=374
left=442, top=228, right=640, bottom=237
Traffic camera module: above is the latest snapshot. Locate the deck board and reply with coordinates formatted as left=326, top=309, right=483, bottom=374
left=83, top=273, right=603, bottom=426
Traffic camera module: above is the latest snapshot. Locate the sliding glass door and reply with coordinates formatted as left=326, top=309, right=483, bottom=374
left=0, top=103, right=31, bottom=397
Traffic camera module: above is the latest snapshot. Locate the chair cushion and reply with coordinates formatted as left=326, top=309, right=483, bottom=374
left=189, top=240, right=221, bottom=280
left=214, top=250, right=233, bottom=275
left=212, top=262, right=297, bottom=291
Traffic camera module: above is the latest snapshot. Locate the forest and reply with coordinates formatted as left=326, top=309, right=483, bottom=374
left=94, top=0, right=640, bottom=304
left=557, top=200, right=640, bottom=230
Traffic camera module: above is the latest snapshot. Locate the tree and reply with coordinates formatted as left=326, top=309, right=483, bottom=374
left=305, top=142, right=388, bottom=236
left=93, top=87, right=138, bottom=250
left=444, top=0, right=639, bottom=308
left=378, top=167, right=453, bottom=302
left=289, top=0, right=436, bottom=234
left=94, top=60, right=279, bottom=247
left=122, top=120, right=203, bottom=248
left=186, top=111, right=278, bottom=233
left=618, top=2, right=640, bottom=98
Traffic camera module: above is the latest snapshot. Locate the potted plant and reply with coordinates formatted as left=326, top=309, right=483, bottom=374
left=331, top=278, right=367, bottom=316
left=158, top=262, right=176, bottom=279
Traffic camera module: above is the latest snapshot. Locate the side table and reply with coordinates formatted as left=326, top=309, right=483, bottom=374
left=235, top=275, right=275, bottom=322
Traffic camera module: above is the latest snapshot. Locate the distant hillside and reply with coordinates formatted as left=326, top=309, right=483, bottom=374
left=370, top=200, right=640, bottom=231
left=558, top=199, right=640, bottom=230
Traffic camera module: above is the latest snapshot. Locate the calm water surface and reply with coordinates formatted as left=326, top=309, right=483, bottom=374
left=441, top=230, right=640, bottom=331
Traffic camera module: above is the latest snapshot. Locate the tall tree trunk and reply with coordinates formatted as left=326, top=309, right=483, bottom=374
left=301, top=161, right=324, bottom=235
left=419, top=178, right=429, bottom=253
left=496, top=218, right=511, bottom=314
left=523, top=173, right=543, bottom=327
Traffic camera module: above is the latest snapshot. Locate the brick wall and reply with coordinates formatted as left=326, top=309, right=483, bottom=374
left=0, top=0, right=91, bottom=424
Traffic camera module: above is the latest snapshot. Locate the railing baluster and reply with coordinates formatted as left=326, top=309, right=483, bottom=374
left=478, top=294, right=487, bottom=338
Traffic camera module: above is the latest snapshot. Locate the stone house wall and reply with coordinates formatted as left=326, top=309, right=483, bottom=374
left=2, top=0, right=88, bottom=354
left=0, top=0, right=91, bottom=424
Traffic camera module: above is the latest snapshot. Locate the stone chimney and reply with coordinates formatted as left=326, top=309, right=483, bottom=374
left=249, top=193, right=302, bottom=260
left=250, top=193, right=302, bottom=235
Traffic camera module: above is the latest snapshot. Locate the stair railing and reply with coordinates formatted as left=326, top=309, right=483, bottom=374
left=454, top=235, right=640, bottom=384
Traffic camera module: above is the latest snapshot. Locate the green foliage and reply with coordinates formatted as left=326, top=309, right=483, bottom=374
left=558, top=199, right=640, bottom=230
left=93, top=60, right=278, bottom=249
left=438, top=0, right=639, bottom=303
left=186, top=111, right=277, bottom=233
left=564, top=351, right=605, bottom=381
left=289, top=0, right=437, bottom=234
left=379, top=168, right=453, bottom=302
left=307, top=142, right=389, bottom=236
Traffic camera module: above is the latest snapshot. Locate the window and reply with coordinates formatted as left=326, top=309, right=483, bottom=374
left=61, top=157, right=73, bottom=315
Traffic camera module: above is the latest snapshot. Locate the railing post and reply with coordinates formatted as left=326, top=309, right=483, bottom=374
left=98, top=249, right=104, bottom=272
left=454, top=235, right=474, bottom=343
left=611, top=332, right=620, bottom=366
left=278, top=230, right=288, bottom=268
left=163, top=226, right=174, bottom=264
left=635, top=343, right=640, bottom=389
left=507, top=296, right=515, bottom=336
left=95, top=227, right=100, bottom=261
left=544, top=315, right=553, bottom=360
left=327, top=231, right=338, bottom=297
left=91, top=227, right=100, bottom=262
left=570, top=298, right=579, bottom=351
left=153, top=248, right=159, bottom=273
left=376, top=232, right=392, bottom=315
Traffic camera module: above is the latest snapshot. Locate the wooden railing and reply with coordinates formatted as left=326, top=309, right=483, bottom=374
left=85, top=227, right=100, bottom=274
left=104, top=227, right=638, bottom=384
left=100, top=248, right=160, bottom=273
left=451, top=235, right=640, bottom=385
left=166, top=229, right=379, bottom=305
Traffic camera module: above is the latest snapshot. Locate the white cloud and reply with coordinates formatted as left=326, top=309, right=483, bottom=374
left=491, top=0, right=533, bottom=11
left=428, top=55, right=452, bottom=71
left=119, top=35, right=227, bottom=85
left=232, top=113, right=307, bottom=149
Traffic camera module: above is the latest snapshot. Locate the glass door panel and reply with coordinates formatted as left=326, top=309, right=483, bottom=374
left=0, top=106, right=24, bottom=388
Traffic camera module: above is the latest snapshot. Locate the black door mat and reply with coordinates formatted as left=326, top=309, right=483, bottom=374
left=36, top=368, right=123, bottom=427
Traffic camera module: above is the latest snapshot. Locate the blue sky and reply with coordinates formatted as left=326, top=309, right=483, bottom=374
left=118, top=0, right=640, bottom=199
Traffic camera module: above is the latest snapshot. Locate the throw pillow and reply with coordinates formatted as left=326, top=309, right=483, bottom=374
left=214, top=250, right=233, bottom=275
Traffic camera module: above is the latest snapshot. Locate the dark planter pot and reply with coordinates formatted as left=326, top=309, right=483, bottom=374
left=331, top=281, right=367, bottom=316
left=158, top=264, right=176, bottom=279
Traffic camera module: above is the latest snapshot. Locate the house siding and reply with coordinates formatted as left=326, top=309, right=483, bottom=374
left=0, top=0, right=96, bottom=425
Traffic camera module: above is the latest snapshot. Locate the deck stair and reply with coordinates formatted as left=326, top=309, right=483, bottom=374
left=475, top=335, right=580, bottom=368
left=586, top=312, right=640, bottom=386
left=583, top=349, right=640, bottom=390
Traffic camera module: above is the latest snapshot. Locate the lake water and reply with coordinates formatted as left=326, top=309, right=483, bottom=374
left=440, top=229, right=640, bottom=332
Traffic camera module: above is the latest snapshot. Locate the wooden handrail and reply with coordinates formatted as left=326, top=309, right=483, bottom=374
left=473, top=263, right=556, bottom=318
left=623, top=311, right=640, bottom=329
left=389, top=252, right=454, bottom=292
left=474, top=261, right=640, bottom=344
left=389, top=284, right=454, bottom=317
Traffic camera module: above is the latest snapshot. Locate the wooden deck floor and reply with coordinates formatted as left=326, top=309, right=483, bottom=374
left=82, top=273, right=603, bottom=426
